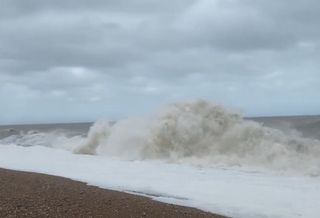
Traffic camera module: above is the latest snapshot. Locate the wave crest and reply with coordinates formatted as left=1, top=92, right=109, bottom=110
left=74, top=100, right=320, bottom=175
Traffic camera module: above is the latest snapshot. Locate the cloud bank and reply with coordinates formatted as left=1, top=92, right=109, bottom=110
left=1, top=0, right=320, bottom=124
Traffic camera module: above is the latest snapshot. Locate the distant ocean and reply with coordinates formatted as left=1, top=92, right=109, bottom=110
left=2, top=115, right=319, bottom=140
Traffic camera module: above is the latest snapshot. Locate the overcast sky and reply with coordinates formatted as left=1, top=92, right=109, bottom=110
left=1, top=0, right=320, bottom=124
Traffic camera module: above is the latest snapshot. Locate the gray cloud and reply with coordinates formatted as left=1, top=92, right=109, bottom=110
left=0, top=0, right=320, bottom=124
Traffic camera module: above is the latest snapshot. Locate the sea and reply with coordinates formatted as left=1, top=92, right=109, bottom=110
left=0, top=100, right=319, bottom=218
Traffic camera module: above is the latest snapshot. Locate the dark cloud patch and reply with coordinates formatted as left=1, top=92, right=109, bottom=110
left=0, top=0, right=195, bottom=19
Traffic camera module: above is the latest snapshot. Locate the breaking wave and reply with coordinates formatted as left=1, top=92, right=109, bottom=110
left=1, top=100, right=319, bottom=175
left=74, top=100, right=320, bottom=175
left=0, top=130, right=84, bottom=151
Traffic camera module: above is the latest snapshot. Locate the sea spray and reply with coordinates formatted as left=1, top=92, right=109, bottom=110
left=74, top=120, right=111, bottom=154
left=74, top=100, right=320, bottom=175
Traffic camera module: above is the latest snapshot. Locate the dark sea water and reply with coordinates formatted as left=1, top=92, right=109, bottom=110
left=1, top=115, right=319, bottom=140
left=0, top=122, right=92, bottom=139
left=250, top=115, right=320, bottom=140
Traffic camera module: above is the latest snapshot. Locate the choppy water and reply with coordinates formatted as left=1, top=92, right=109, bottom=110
left=2, top=116, right=319, bottom=140
left=1, top=100, right=320, bottom=175
left=0, top=115, right=320, bottom=140
left=0, top=122, right=92, bottom=139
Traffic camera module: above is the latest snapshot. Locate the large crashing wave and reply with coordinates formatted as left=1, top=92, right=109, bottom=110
left=74, top=100, right=320, bottom=175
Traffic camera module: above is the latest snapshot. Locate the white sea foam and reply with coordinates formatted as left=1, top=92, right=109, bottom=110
left=73, top=100, right=320, bottom=175
left=0, top=130, right=84, bottom=151
left=1, top=145, right=320, bottom=218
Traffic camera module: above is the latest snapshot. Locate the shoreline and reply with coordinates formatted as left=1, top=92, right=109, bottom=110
left=0, top=168, right=227, bottom=218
